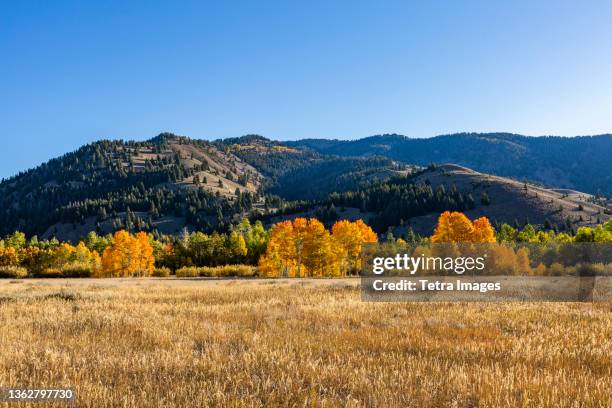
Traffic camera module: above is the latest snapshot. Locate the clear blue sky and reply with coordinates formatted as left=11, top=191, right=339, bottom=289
left=2, top=0, right=612, bottom=179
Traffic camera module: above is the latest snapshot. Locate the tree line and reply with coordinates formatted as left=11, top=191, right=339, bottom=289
left=0, top=214, right=610, bottom=279
left=0, top=219, right=270, bottom=278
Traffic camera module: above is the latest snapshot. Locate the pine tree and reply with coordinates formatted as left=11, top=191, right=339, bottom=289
left=480, top=192, right=490, bottom=206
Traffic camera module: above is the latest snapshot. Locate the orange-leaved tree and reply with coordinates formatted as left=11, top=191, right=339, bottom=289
left=332, top=219, right=378, bottom=275
left=302, top=218, right=338, bottom=277
left=134, top=232, right=155, bottom=275
left=260, top=218, right=378, bottom=277
left=471, top=217, right=496, bottom=243
left=292, top=218, right=308, bottom=278
left=0, top=246, right=20, bottom=267
left=101, top=230, right=155, bottom=277
left=259, top=220, right=297, bottom=277
left=431, top=211, right=496, bottom=243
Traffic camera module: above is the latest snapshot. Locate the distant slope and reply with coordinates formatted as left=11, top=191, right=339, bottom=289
left=287, top=133, right=612, bottom=196
left=216, top=135, right=414, bottom=200
left=266, top=164, right=610, bottom=235
left=269, top=156, right=410, bottom=200
left=402, top=164, right=610, bottom=234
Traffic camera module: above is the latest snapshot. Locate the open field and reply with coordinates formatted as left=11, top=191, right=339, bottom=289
left=0, top=278, right=610, bottom=407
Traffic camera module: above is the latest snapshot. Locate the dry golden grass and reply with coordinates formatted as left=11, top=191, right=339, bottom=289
left=0, top=278, right=610, bottom=407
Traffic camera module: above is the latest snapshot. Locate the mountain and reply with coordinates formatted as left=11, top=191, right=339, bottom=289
left=287, top=133, right=612, bottom=196
left=0, top=133, right=265, bottom=239
left=389, top=164, right=609, bottom=235
left=217, top=135, right=413, bottom=200
left=267, top=164, right=610, bottom=235
left=0, top=132, right=610, bottom=241
left=0, top=133, right=411, bottom=239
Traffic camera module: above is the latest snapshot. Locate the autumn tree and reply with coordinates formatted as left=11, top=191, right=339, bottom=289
left=260, top=218, right=378, bottom=277
left=227, top=231, right=248, bottom=261
left=471, top=217, right=496, bottom=243
left=101, top=230, right=154, bottom=277
left=5, top=231, right=26, bottom=250
left=0, top=247, right=20, bottom=267
left=302, top=218, right=336, bottom=277
left=134, top=232, right=155, bottom=276
left=234, top=219, right=269, bottom=264
left=292, top=218, right=308, bottom=278
left=431, top=211, right=474, bottom=243
left=332, top=219, right=378, bottom=275
left=259, top=220, right=297, bottom=277
left=431, top=211, right=496, bottom=243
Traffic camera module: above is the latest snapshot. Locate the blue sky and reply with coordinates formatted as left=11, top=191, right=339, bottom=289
left=2, top=0, right=612, bottom=178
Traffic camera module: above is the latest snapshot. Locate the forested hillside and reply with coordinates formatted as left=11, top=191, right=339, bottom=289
left=267, top=164, right=611, bottom=235
left=1, top=132, right=610, bottom=241
left=288, top=133, right=612, bottom=195
left=0, top=133, right=411, bottom=239
left=0, top=134, right=263, bottom=238
left=217, top=135, right=412, bottom=200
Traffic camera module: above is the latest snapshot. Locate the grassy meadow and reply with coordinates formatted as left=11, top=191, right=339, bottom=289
left=0, top=278, right=610, bottom=407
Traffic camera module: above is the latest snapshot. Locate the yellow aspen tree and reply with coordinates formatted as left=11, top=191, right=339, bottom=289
left=302, top=218, right=333, bottom=277
left=292, top=218, right=308, bottom=278
left=90, top=250, right=102, bottom=277
left=102, top=230, right=137, bottom=277
left=331, top=220, right=376, bottom=275
left=101, top=245, right=120, bottom=277
left=449, top=212, right=476, bottom=242
left=331, top=220, right=358, bottom=275
left=0, top=247, right=20, bottom=266
left=258, top=221, right=296, bottom=277
left=432, top=211, right=476, bottom=243
left=228, top=231, right=248, bottom=260
left=261, top=217, right=379, bottom=278
left=472, top=217, right=496, bottom=243
left=73, top=242, right=92, bottom=264
left=54, top=242, right=76, bottom=267
left=355, top=219, right=378, bottom=243
left=431, top=211, right=453, bottom=243
left=134, top=232, right=155, bottom=276
left=353, top=219, right=378, bottom=272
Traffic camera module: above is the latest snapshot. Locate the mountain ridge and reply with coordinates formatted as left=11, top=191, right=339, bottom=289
left=1, top=132, right=610, bottom=241
left=286, top=132, right=612, bottom=195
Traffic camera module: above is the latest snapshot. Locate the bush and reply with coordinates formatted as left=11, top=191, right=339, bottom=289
left=30, top=263, right=94, bottom=278
left=200, top=265, right=257, bottom=277
left=175, top=267, right=200, bottom=278
left=575, top=262, right=605, bottom=277
left=0, top=266, right=28, bottom=279
left=61, top=264, right=94, bottom=278
left=548, top=262, right=566, bottom=276
left=175, top=265, right=257, bottom=278
left=152, top=267, right=171, bottom=277
left=35, top=268, right=64, bottom=278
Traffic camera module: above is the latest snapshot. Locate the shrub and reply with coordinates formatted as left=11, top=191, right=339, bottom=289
left=575, top=262, right=604, bottom=277
left=200, top=265, right=257, bottom=277
left=175, top=267, right=200, bottom=278
left=35, top=268, right=64, bottom=278
left=152, top=267, right=171, bottom=277
left=175, top=265, right=257, bottom=278
left=61, top=264, right=94, bottom=278
left=548, top=262, right=566, bottom=276
left=30, top=263, right=94, bottom=278
left=0, top=266, right=28, bottom=279
left=532, top=263, right=548, bottom=276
